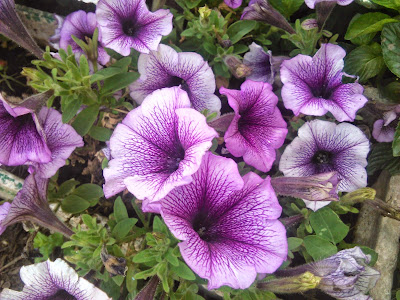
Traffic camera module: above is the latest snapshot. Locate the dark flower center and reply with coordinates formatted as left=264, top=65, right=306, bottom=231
left=165, top=144, right=185, bottom=173
left=311, top=83, right=333, bottom=99
left=192, top=208, right=216, bottom=242
left=122, top=19, right=138, bottom=37
left=50, top=289, right=76, bottom=300
left=166, top=76, right=191, bottom=96
left=312, top=150, right=333, bottom=165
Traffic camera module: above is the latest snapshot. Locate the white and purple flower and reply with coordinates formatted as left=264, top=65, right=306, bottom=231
left=96, top=0, right=173, bottom=56
left=161, top=152, right=287, bottom=290
left=305, top=0, right=354, bottom=9
left=243, top=43, right=274, bottom=84
left=220, top=80, right=287, bottom=172
left=0, top=94, right=84, bottom=178
left=372, top=106, right=400, bottom=142
left=103, top=86, right=218, bottom=202
left=280, top=43, right=368, bottom=122
left=130, top=44, right=221, bottom=112
left=59, top=10, right=110, bottom=65
left=0, top=202, right=11, bottom=235
left=0, top=259, right=111, bottom=299
left=279, top=120, right=369, bottom=210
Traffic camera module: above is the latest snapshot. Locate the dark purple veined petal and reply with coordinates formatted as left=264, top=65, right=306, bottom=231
left=130, top=44, right=221, bottom=113
left=161, top=152, right=287, bottom=289
left=103, top=87, right=218, bottom=202
left=0, top=259, right=111, bottom=299
left=243, top=42, right=274, bottom=84
left=96, top=0, right=173, bottom=56
left=220, top=80, right=287, bottom=172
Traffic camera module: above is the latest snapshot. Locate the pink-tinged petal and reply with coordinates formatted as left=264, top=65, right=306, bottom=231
left=0, top=259, right=111, bottom=299
left=220, top=80, right=287, bottom=172
left=103, top=87, right=217, bottom=202
left=281, top=44, right=365, bottom=122
left=224, top=0, right=243, bottom=8
left=372, top=119, right=396, bottom=142
left=130, top=44, right=221, bottom=112
left=280, top=120, right=369, bottom=197
left=0, top=202, right=11, bottom=235
left=161, top=153, right=287, bottom=289
left=29, top=107, right=83, bottom=178
left=96, top=0, right=172, bottom=56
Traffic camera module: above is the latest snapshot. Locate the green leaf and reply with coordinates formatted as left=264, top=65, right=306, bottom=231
left=101, top=72, right=140, bottom=95
left=88, top=126, right=112, bottom=142
left=79, top=55, right=90, bottom=76
left=56, top=179, right=80, bottom=197
left=73, top=183, right=104, bottom=199
left=288, top=237, right=303, bottom=250
left=269, top=0, right=304, bottom=18
left=153, top=216, right=168, bottom=234
left=309, top=207, right=349, bottom=244
left=112, top=275, right=125, bottom=286
left=165, top=248, right=179, bottom=267
left=227, top=21, right=257, bottom=44
left=133, top=249, right=159, bottom=263
left=303, top=236, right=337, bottom=260
left=344, top=43, right=385, bottom=82
left=114, top=196, right=129, bottom=222
left=126, top=266, right=137, bottom=293
left=170, top=261, right=196, bottom=281
left=371, top=0, right=400, bottom=11
left=345, top=13, right=397, bottom=40
left=382, top=22, right=400, bottom=78
left=359, top=246, right=378, bottom=266
left=393, top=121, right=400, bottom=156
left=112, top=218, right=138, bottom=240
left=72, top=105, right=99, bottom=136
left=61, top=195, right=90, bottom=214
left=367, top=143, right=400, bottom=174
left=61, top=96, right=82, bottom=123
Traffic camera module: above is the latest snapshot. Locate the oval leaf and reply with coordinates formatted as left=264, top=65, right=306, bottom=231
left=345, top=13, right=397, bottom=40
left=303, top=236, right=337, bottom=261
left=382, top=22, right=400, bottom=78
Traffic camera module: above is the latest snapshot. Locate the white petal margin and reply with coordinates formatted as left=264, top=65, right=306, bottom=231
left=0, top=259, right=111, bottom=300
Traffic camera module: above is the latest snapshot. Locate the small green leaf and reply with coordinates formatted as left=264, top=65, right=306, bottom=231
left=153, top=216, right=168, bottom=234
left=165, top=248, right=179, bottom=267
left=72, top=105, right=99, bottom=136
left=303, top=236, right=337, bottom=260
left=112, top=218, right=138, bottom=240
left=73, top=184, right=104, bottom=199
left=79, top=55, right=90, bottom=76
left=61, top=96, right=82, bottom=123
left=126, top=266, right=137, bottom=293
left=227, top=21, right=257, bottom=44
left=382, top=22, right=400, bottom=78
left=170, top=261, right=196, bottom=281
left=88, top=126, right=112, bottom=142
left=309, top=207, right=349, bottom=244
left=61, top=195, right=90, bottom=214
left=114, top=196, right=129, bottom=222
left=345, top=13, right=397, bottom=40
left=287, top=237, right=303, bottom=250
left=133, top=249, right=159, bottom=263
left=101, top=72, right=140, bottom=95
left=112, top=275, right=125, bottom=286
left=359, top=246, right=378, bottom=266
left=56, top=179, right=80, bottom=198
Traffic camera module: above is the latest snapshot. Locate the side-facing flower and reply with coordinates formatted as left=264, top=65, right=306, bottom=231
left=279, top=120, right=369, bottom=209
left=271, top=172, right=339, bottom=211
left=305, top=0, right=354, bottom=9
left=0, top=259, right=111, bottom=299
left=1, top=174, right=74, bottom=238
left=161, top=152, right=287, bottom=290
left=220, top=80, right=287, bottom=172
left=130, top=44, right=221, bottom=112
left=96, top=0, right=173, bottom=56
left=59, top=10, right=110, bottom=65
left=0, top=0, right=43, bottom=58
left=0, top=94, right=84, bottom=178
left=243, top=42, right=273, bottom=83
left=266, top=247, right=379, bottom=300
left=372, top=108, right=400, bottom=142
left=0, top=202, right=11, bottom=235
left=224, top=0, right=243, bottom=9
left=280, top=43, right=368, bottom=122
left=103, top=87, right=218, bottom=202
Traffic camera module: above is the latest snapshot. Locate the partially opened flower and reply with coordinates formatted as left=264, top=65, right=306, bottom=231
left=103, top=87, right=218, bottom=202
left=305, top=0, right=354, bottom=9
left=279, top=120, right=369, bottom=205
left=224, top=0, right=243, bottom=9
left=130, top=44, right=221, bottom=112
left=280, top=43, right=368, bottom=122
left=0, top=94, right=83, bottom=178
left=96, top=0, right=173, bottom=56
left=0, top=202, right=11, bottom=235
left=59, top=10, right=110, bottom=65
left=372, top=108, right=400, bottom=142
left=161, top=152, right=287, bottom=290
left=0, top=259, right=111, bottom=299
left=0, top=0, right=43, bottom=58
left=1, top=174, right=74, bottom=237
left=220, top=80, right=287, bottom=172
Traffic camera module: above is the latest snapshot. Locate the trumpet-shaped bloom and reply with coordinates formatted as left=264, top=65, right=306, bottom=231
left=59, top=10, right=110, bottom=65
left=103, top=87, right=218, bottom=202
left=0, top=259, right=111, bottom=299
left=372, top=108, right=400, bottom=142
left=305, top=0, right=354, bottom=9
left=0, top=95, right=84, bottom=178
left=161, top=152, right=287, bottom=290
left=0, top=202, right=11, bottom=235
left=1, top=174, right=74, bottom=237
left=96, top=0, right=173, bottom=56
left=243, top=43, right=274, bottom=83
left=279, top=120, right=369, bottom=203
left=130, top=44, right=221, bottom=112
left=280, top=44, right=367, bottom=122
left=220, top=80, right=287, bottom=172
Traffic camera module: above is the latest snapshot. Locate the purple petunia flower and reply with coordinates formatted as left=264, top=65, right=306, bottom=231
left=1, top=174, right=74, bottom=237
left=280, top=43, right=368, bottom=122
left=130, top=44, right=221, bottom=112
left=161, top=152, right=287, bottom=290
left=372, top=107, right=400, bottom=142
left=103, top=86, right=218, bottom=202
left=0, top=259, right=111, bottom=299
left=305, top=0, right=354, bottom=9
left=59, top=10, right=110, bottom=65
left=0, top=95, right=84, bottom=178
left=96, top=0, right=173, bottom=56
left=220, top=80, right=287, bottom=172
left=279, top=120, right=369, bottom=210
left=224, top=0, right=243, bottom=9
left=0, top=202, right=11, bottom=235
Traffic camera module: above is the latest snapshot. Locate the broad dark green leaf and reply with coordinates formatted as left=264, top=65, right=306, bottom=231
left=368, top=143, right=400, bottom=174
left=72, top=105, right=99, bottom=136
left=303, top=236, right=337, bottom=260
left=269, top=0, right=304, bottom=18
left=288, top=237, right=303, bottom=250
left=227, top=21, right=257, bottom=44
left=88, top=126, right=112, bottom=142
left=61, top=195, right=90, bottom=214
left=114, top=196, right=129, bottom=222
left=345, top=13, right=397, bottom=40
left=371, top=0, right=400, bottom=11
left=382, top=22, right=400, bottom=78
left=309, top=207, right=349, bottom=244
left=73, top=183, right=103, bottom=199
left=112, top=218, right=138, bottom=240
left=101, top=72, right=140, bottom=95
